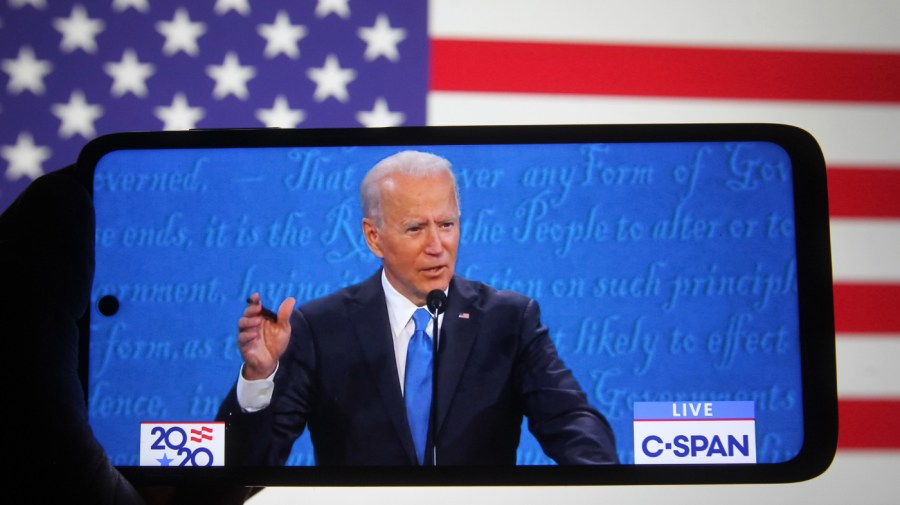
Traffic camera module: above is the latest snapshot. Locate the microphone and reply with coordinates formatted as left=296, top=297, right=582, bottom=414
left=425, top=289, right=446, bottom=466
left=426, top=289, right=447, bottom=316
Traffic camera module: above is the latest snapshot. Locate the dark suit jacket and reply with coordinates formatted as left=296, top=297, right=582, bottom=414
left=218, top=272, right=617, bottom=466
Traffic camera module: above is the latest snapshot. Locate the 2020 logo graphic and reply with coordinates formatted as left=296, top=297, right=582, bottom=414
left=140, top=422, right=225, bottom=467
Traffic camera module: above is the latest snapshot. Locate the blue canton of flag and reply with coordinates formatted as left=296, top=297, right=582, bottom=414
left=0, top=0, right=428, bottom=211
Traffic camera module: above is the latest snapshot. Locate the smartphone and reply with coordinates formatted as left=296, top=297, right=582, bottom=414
left=78, top=123, right=836, bottom=485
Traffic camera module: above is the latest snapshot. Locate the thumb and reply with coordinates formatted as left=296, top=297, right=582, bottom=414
left=277, top=297, right=296, bottom=327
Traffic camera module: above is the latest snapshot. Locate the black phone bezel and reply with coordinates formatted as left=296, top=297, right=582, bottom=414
left=76, top=123, right=837, bottom=487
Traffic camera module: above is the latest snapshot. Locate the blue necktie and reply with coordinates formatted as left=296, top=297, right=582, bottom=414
left=405, top=308, right=433, bottom=465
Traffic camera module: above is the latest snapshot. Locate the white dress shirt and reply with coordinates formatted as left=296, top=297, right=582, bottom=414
left=236, top=271, right=444, bottom=412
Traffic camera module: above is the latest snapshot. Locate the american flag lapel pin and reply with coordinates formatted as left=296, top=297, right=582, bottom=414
left=458, top=312, right=470, bottom=319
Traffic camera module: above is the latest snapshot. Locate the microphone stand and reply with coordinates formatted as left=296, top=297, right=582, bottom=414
left=426, top=290, right=447, bottom=467
left=430, top=309, right=439, bottom=466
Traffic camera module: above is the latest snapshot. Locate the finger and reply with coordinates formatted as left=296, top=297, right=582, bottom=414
left=277, top=297, right=296, bottom=327
left=237, top=331, right=263, bottom=349
left=237, top=322, right=262, bottom=342
left=243, top=301, right=263, bottom=318
left=245, top=292, right=261, bottom=306
left=237, top=315, right=262, bottom=333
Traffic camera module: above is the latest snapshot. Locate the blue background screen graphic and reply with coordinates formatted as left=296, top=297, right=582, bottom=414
left=89, top=141, right=802, bottom=465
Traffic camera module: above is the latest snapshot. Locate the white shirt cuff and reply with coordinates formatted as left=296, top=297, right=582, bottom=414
left=236, top=362, right=278, bottom=413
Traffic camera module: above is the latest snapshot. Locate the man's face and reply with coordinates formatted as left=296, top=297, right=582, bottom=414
left=363, top=171, right=460, bottom=306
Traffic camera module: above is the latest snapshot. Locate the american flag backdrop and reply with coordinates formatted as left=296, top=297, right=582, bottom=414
left=2, top=0, right=899, bottom=503
left=0, top=0, right=427, bottom=205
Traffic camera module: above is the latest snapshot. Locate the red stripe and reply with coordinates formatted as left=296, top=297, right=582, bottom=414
left=834, top=284, right=900, bottom=334
left=838, top=400, right=900, bottom=449
left=828, top=167, right=900, bottom=218
left=431, top=39, right=900, bottom=103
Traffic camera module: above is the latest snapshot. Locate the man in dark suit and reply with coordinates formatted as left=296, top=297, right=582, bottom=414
left=217, top=151, right=617, bottom=466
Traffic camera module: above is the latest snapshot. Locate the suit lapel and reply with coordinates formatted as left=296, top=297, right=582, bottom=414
left=347, top=272, right=418, bottom=464
left=435, top=276, right=480, bottom=436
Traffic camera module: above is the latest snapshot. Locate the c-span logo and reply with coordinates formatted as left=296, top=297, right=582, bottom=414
left=633, top=401, right=756, bottom=464
left=139, top=422, right=225, bottom=467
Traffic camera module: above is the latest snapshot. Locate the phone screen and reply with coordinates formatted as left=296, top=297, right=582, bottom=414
left=80, top=124, right=836, bottom=485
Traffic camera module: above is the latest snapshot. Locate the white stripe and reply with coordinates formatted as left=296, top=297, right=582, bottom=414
left=430, top=0, right=900, bottom=51
left=427, top=92, right=900, bottom=167
left=831, top=220, right=900, bottom=282
left=246, top=452, right=900, bottom=504
left=837, top=335, right=900, bottom=398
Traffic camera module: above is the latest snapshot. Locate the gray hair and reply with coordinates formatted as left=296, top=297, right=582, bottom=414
left=360, top=150, right=460, bottom=228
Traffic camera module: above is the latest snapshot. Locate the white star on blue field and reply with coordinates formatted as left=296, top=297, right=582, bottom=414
left=0, top=0, right=427, bottom=211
